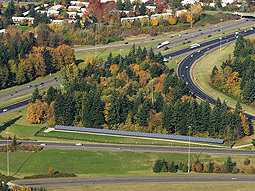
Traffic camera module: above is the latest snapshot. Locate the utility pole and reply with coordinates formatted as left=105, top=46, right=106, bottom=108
left=188, top=126, right=191, bottom=173
left=95, top=23, right=97, bottom=57
left=220, top=19, right=223, bottom=52
left=6, top=131, right=9, bottom=176
left=151, top=79, right=154, bottom=103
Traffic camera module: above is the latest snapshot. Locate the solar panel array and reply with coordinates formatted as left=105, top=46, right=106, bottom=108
left=55, top=125, right=224, bottom=144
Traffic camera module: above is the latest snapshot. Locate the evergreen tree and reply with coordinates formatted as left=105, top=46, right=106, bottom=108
left=137, top=98, right=151, bottom=127
left=189, top=100, right=201, bottom=133
left=31, top=87, right=41, bottom=103
left=233, top=33, right=245, bottom=57
left=124, top=0, right=131, bottom=10
left=171, top=99, right=181, bottom=133
left=90, top=90, right=105, bottom=127
left=226, top=156, right=234, bottom=173
left=63, top=92, right=75, bottom=126
left=178, top=99, right=190, bottom=135
left=45, top=86, right=57, bottom=105
left=116, top=0, right=123, bottom=10
left=133, top=90, right=144, bottom=115
left=150, top=63, right=163, bottom=78
left=210, top=103, right=221, bottom=137
left=28, top=5, right=36, bottom=17
left=4, top=0, right=16, bottom=17
left=148, top=47, right=155, bottom=60
left=153, top=159, right=164, bottom=173
left=242, top=79, right=255, bottom=104
left=136, top=46, right=143, bottom=60
left=154, top=91, right=164, bottom=113
left=12, top=135, right=17, bottom=147
left=41, top=46, right=53, bottom=74
left=54, top=91, right=64, bottom=125
left=139, top=3, right=146, bottom=15
left=162, top=103, right=173, bottom=133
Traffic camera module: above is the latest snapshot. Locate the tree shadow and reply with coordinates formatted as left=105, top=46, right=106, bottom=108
left=0, top=115, right=23, bottom=133
left=75, top=59, right=84, bottom=65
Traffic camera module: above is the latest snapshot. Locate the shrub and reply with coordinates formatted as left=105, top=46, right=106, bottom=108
left=187, top=40, right=191, bottom=43
left=49, top=167, right=54, bottom=176
left=208, top=34, right=212, bottom=38
left=161, top=164, right=167, bottom=172
left=244, top=157, right=250, bottom=165
left=164, top=46, right=169, bottom=50
left=195, top=163, right=203, bottom=172
left=182, top=164, right=188, bottom=172
left=182, top=41, right=186, bottom=45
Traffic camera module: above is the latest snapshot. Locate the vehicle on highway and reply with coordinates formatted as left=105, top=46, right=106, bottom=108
left=186, top=82, right=188, bottom=85
left=190, top=43, right=200, bottom=49
left=185, top=33, right=188, bottom=34
left=151, top=38, right=155, bottom=40
left=182, top=74, right=184, bottom=77
left=246, top=19, right=249, bottom=21
left=9, top=94, right=13, bottom=96
left=191, top=35, right=194, bottom=38
left=14, top=91, right=18, bottom=94
left=140, top=41, right=144, bottom=43
left=209, top=28, right=212, bottom=30
left=214, top=30, right=216, bottom=32
left=163, top=58, right=168, bottom=62
left=157, top=41, right=170, bottom=49
left=218, top=29, right=220, bottom=32
left=214, top=25, right=218, bottom=28
left=179, top=34, right=182, bottom=38
left=198, top=29, right=201, bottom=31
left=28, top=85, right=32, bottom=88
left=75, top=143, right=83, bottom=146
left=170, top=35, right=174, bottom=38
left=3, top=109, right=7, bottom=112
left=191, top=55, right=193, bottom=57
left=124, top=42, right=128, bottom=44
left=40, top=82, right=44, bottom=87
left=194, top=35, right=197, bottom=38
left=54, top=77, right=58, bottom=82
left=186, top=66, right=189, bottom=69
left=40, top=143, right=46, bottom=146
left=184, top=38, right=187, bottom=41
left=200, top=32, right=203, bottom=35
left=231, top=177, right=237, bottom=180
left=197, top=50, right=201, bottom=53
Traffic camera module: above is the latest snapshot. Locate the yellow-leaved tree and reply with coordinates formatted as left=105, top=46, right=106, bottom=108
left=168, top=17, right=177, bottom=25
left=152, top=19, right=159, bottom=26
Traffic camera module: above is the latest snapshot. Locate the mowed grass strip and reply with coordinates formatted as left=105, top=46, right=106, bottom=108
left=46, top=183, right=255, bottom=191
left=0, top=149, right=254, bottom=178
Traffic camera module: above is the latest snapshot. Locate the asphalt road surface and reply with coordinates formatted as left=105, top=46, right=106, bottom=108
left=10, top=175, right=255, bottom=187
left=0, top=19, right=253, bottom=114
left=1, top=140, right=255, bottom=155
left=177, top=27, right=255, bottom=120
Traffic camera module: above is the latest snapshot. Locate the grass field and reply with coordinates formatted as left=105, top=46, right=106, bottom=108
left=0, top=149, right=254, bottom=178
left=46, top=183, right=255, bottom=191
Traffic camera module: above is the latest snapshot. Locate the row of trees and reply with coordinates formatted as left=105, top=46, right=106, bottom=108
left=210, top=34, right=255, bottom=107
left=153, top=156, right=238, bottom=174
left=27, top=44, right=251, bottom=140
left=0, top=25, right=75, bottom=90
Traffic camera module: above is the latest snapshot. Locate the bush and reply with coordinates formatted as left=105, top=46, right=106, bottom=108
left=49, top=167, right=54, bottom=176
left=182, top=41, right=186, bottom=45
left=187, top=40, right=191, bottom=43
left=161, top=164, right=168, bottom=172
left=208, top=34, right=212, bottom=38
left=195, top=163, right=203, bottom=172
left=251, top=138, right=255, bottom=146
left=153, top=159, right=164, bottom=173
left=182, top=164, right=188, bottom=172
left=164, top=46, right=169, bottom=50
left=244, top=157, right=250, bottom=165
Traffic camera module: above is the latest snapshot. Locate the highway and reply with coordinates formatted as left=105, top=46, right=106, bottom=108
left=0, top=19, right=254, bottom=114
left=1, top=140, right=255, bottom=156
left=177, top=27, right=255, bottom=120
left=9, top=175, right=255, bottom=187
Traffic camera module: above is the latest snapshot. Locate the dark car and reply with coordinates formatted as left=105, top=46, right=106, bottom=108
left=185, top=33, right=188, bottom=34
left=14, top=91, right=18, bottom=94
left=34, top=85, right=38, bottom=87
left=9, top=94, right=13, bottom=96
left=40, top=82, right=44, bottom=87
left=200, top=33, right=203, bottom=35
left=124, top=42, right=128, bottom=44
left=28, top=85, right=32, bottom=88
left=198, top=29, right=201, bottom=31
left=218, top=29, right=220, bottom=32
left=246, top=19, right=249, bottom=21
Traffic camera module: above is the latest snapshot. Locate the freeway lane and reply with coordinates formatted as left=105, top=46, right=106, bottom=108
left=10, top=175, right=255, bottom=187
left=178, top=27, right=255, bottom=120
left=1, top=140, right=255, bottom=155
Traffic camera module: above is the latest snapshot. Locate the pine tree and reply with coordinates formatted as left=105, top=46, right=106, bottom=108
left=133, top=90, right=144, bottom=115
left=63, top=92, right=75, bottom=126
left=54, top=91, right=64, bottom=125
left=171, top=99, right=181, bottom=133
left=154, top=91, right=164, bottom=113
left=226, top=156, right=234, bottom=173
left=150, top=63, right=163, bottom=78
left=148, top=47, right=155, bottom=60
left=28, top=5, right=36, bottom=17
left=90, top=90, right=105, bottom=127
left=162, top=103, right=173, bottom=133
left=41, top=46, right=53, bottom=74
left=12, top=135, right=17, bottom=147
left=124, top=0, right=131, bottom=10
left=189, top=100, right=200, bottom=133
left=234, top=33, right=245, bottom=57
left=136, top=46, right=143, bottom=60
left=137, top=98, right=151, bottom=127
left=45, top=86, right=57, bottom=105
left=31, top=87, right=41, bottom=103
left=116, top=0, right=123, bottom=10
left=4, top=0, right=16, bottom=17
left=139, top=3, right=146, bottom=15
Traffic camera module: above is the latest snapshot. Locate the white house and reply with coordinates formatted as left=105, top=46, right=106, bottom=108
left=151, top=13, right=172, bottom=20
left=49, top=5, right=62, bottom=11
left=12, top=17, right=34, bottom=24
left=121, top=15, right=149, bottom=22
left=0, top=29, right=6, bottom=34
left=68, top=6, right=81, bottom=11
left=70, top=1, right=89, bottom=6
left=146, top=6, right=156, bottom=12
left=175, top=9, right=187, bottom=17
left=52, top=20, right=64, bottom=24
left=67, top=12, right=77, bottom=18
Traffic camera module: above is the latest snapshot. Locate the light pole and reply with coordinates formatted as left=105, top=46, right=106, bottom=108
left=95, top=23, right=97, bottom=58
left=191, top=5, right=192, bottom=28
left=151, top=79, right=154, bottom=103
left=6, top=131, right=9, bottom=176
left=188, top=126, right=191, bottom=173
left=220, top=19, right=222, bottom=52
left=120, top=49, right=122, bottom=63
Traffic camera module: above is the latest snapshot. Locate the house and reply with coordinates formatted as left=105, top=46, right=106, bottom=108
left=52, top=20, right=64, bottom=24
left=70, top=1, right=89, bottom=6
left=146, top=6, right=156, bottom=12
left=67, top=12, right=77, bottom=18
left=175, top=9, right=187, bottom=17
left=68, top=6, right=81, bottom=11
left=150, top=13, right=172, bottom=20
left=121, top=15, right=149, bottom=23
left=0, top=29, right=6, bottom=34
left=12, top=17, right=34, bottom=24
left=49, top=5, right=62, bottom=11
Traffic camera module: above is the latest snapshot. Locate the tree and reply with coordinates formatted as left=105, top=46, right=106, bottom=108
left=31, top=87, right=41, bottom=103
left=252, top=138, right=255, bottom=146
left=154, top=91, right=164, bottom=113
left=179, top=13, right=187, bottom=23
left=161, top=163, right=167, bottom=172
left=49, top=167, right=54, bottom=176
left=137, top=98, right=151, bottom=127
left=195, top=163, right=203, bottom=172
left=3, top=0, right=16, bottom=17
left=139, top=3, right=146, bottom=15
left=116, top=0, right=123, bottom=10
left=124, top=0, right=131, bottom=10
left=226, top=156, right=234, bottom=173
left=244, top=157, right=250, bottom=165
left=12, top=135, right=17, bottom=147
left=169, top=17, right=177, bottom=25
left=153, top=159, right=164, bottom=173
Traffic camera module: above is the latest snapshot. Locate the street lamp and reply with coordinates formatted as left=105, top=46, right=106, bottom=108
left=151, top=79, right=154, bottom=103
left=120, top=49, right=122, bottom=63
left=6, top=131, right=9, bottom=176
left=95, top=23, right=97, bottom=58
left=191, top=5, right=192, bottom=28
left=188, top=126, right=191, bottom=173
left=220, top=19, right=223, bottom=52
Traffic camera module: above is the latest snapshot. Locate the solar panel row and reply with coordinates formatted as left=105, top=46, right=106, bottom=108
left=55, top=125, right=224, bottom=144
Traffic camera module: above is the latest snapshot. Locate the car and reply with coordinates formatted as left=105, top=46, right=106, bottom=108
left=182, top=74, right=184, bottom=77
left=253, top=20, right=254, bottom=22
left=151, top=38, right=155, bottom=40
left=214, top=30, right=216, bottom=32
left=198, top=50, right=201, bottom=53
left=191, top=35, right=194, bottom=38
left=227, top=39, right=229, bottom=42
left=238, top=28, right=240, bottom=30
left=40, top=143, right=46, bottom=146
left=170, top=35, right=174, bottom=38
left=186, top=66, right=189, bottom=69
left=9, top=94, right=13, bottom=96
left=198, top=29, right=201, bottom=31
left=28, top=85, right=32, bottom=88
left=185, top=38, right=187, bottom=41
left=3, top=109, right=7, bottom=112
left=207, top=47, right=210, bottom=50
left=14, top=91, right=17, bottom=94
left=200, top=32, right=203, bottom=35
left=40, top=82, right=44, bottom=87
left=140, top=41, right=144, bottom=43
left=218, top=30, right=220, bottom=32
left=124, top=42, right=128, bottom=44
left=75, top=143, right=83, bottom=146
left=34, top=85, right=38, bottom=87
left=194, top=35, right=197, bottom=38
left=231, top=177, right=237, bottom=180
left=191, top=55, right=193, bottom=57
left=209, top=28, right=212, bottom=30
left=246, top=19, right=249, bottom=21
left=244, top=30, right=247, bottom=32
left=214, top=25, right=218, bottom=28
left=54, top=77, right=58, bottom=82
left=186, top=82, right=188, bottom=85
left=158, top=43, right=162, bottom=45
left=179, top=34, right=182, bottom=37
left=219, top=37, right=222, bottom=40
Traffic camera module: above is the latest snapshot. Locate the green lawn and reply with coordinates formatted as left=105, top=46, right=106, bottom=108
left=0, top=149, right=253, bottom=178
